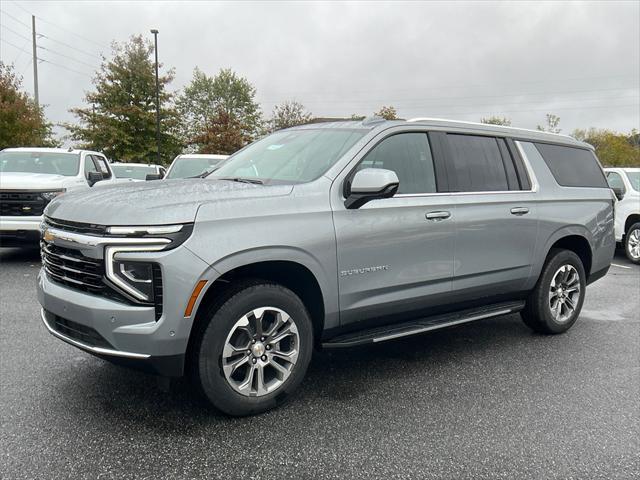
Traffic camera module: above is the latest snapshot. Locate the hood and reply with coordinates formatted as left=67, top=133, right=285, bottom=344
left=0, top=172, right=73, bottom=190
left=45, top=178, right=294, bottom=225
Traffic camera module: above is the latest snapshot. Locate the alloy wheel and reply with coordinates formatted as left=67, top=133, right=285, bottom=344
left=627, top=228, right=640, bottom=260
left=222, top=307, right=300, bottom=397
left=548, top=264, right=581, bottom=323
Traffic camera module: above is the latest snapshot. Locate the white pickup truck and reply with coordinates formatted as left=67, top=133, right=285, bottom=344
left=605, top=167, right=640, bottom=264
left=0, top=147, right=118, bottom=247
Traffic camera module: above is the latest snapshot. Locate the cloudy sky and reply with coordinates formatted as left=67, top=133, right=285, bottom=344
left=1, top=0, right=638, bottom=141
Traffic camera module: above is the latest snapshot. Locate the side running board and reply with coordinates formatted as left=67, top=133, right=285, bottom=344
left=322, top=301, right=525, bottom=349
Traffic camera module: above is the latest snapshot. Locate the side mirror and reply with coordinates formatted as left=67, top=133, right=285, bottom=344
left=345, top=168, right=399, bottom=209
left=611, top=186, right=625, bottom=201
left=145, top=173, right=163, bottom=181
left=87, top=171, right=104, bottom=187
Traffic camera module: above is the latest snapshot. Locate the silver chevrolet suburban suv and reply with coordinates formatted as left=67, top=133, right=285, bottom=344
left=36, top=118, right=615, bottom=416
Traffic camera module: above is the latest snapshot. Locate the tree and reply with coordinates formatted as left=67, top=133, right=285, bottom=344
left=480, top=116, right=511, bottom=126
left=374, top=105, right=398, bottom=120
left=177, top=68, right=262, bottom=153
left=0, top=62, right=55, bottom=149
left=537, top=113, right=561, bottom=134
left=191, top=109, right=253, bottom=155
left=66, top=35, right=182, bottom=164
left=270, top=100, right=311, bottom=131
left=572, top=128, right=640, bottom=167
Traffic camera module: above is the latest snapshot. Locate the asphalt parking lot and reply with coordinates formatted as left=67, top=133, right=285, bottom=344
left=0, top=248, right=638, bottom=479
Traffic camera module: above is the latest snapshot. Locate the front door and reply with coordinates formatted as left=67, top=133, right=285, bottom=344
left=332, top=131, right=456, bottom=326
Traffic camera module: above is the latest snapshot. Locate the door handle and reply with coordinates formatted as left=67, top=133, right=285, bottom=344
left=425, top=211, right=451, bottom=221
left=510, top=207, right=529, bottom=216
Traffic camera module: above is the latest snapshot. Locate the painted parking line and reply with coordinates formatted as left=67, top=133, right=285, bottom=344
left=611, top=263, right=632, bottom=269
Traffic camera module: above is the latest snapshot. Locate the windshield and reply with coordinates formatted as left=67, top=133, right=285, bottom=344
left=0, top=151, right=80, bottom=176
left=112, top=164, right=157, bottom=180
left=210, top=128, right=367, bottom=184
left=626, top=171, right=640, bottom=191
left=166, top=157, right=225, bottom=179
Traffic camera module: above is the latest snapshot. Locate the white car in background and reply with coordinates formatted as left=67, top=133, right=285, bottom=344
left=164, top=154, right=229, bottom=179
left=605, top=167, right=640, bottom=264
left=111, top=162, right=167, bottom=181
left=0, top=147, right=118, bottom=247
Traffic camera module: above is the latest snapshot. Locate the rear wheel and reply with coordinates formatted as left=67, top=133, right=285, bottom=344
left=521, top=249, right=586, bottom=334
left=624, top=222, right=640, bottom=264
left=194, top=281, right=313, bottom=416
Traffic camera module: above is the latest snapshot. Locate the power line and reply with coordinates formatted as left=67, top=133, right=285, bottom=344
left=38, top=45, right=98, bottom=70
left=0, top=8, right=30, bottom=28
left=0, top=22, right=30, bottom=41
left=263, top=86, right=640, bottom=106
left=1, top=37, right=31, bottom=55
left=8, top=1, right=109, bottom=49
left=407, top=103, right=640, bottom=118
left=39, top=57, right=93, bottom=78
left=38, top=33, right=101, bottom=60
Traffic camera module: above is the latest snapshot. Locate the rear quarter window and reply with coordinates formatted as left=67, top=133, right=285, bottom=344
left=534, top=143, right=607, bottom=188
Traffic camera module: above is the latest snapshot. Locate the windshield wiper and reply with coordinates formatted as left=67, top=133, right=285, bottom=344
left=217, top=177, right=264, bottom=185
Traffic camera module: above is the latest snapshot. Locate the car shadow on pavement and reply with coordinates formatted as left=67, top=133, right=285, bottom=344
left=0, top=247, right=41, bottom=263
left=43, top=313, right=536, bottom=430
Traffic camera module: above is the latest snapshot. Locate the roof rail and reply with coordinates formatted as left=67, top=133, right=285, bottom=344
left=361, top=116, right=387, bottom=127
left=406, top=117, right=574, bottom=139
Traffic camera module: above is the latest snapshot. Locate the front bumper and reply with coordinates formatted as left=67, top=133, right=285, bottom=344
left=36, top=239, right=210, bottom=376
left=0, top=216, right=42, bottom=246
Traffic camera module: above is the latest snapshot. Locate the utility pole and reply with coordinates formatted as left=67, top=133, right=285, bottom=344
left=31, top=15, right=39, bottom=108
left=150, top=29, right=160, bottom=164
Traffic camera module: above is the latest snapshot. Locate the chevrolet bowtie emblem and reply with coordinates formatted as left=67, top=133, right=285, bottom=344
left=43, top=229, right=55, bottom=243
left=22, top=206, right=32, bottom=211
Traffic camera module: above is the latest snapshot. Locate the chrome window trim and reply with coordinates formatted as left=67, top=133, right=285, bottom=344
left=341, top=132, right=540, bottom=201
left=388, top=140, right=539, bottom=198
left=40, top=308, right=150, bottom=359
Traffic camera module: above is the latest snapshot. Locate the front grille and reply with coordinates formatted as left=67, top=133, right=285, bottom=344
left=44, top=216, right=107, bottom=235
left=0, top=190, right=49, bottom=216
left=42, top=242, right=106, bottom=295
left=42, top=217, right=163, bottom=321
left=50, top=313, right=114, bottom=349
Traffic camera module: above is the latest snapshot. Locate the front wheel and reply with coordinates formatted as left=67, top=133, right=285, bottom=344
left=624, top=222, right=640, bottom=264
left=521, top=249, right=586, bottom=334
left=194, top=281, right=313, bottom=416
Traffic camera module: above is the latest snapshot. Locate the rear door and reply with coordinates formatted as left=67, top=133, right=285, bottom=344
left=332, top=130, right=456, bottom=326
left=442, top=133, right=539, bottom=297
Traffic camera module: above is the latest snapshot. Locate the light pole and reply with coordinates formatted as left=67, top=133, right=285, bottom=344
left=151, top=29, right=160, bottom=164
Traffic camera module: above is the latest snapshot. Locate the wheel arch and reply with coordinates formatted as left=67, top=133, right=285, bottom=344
left=184, top=248, right=336, bottom=372
left=537, top=227, right=594, bottom=281
left=624, top=213, right=640, bottom=235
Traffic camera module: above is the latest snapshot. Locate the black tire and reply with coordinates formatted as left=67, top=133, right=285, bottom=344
left=624, top=222, right=640, bottom=265
left=521, top=249, right=586, bottom=334
left=193, top=280, right=313, bottom=416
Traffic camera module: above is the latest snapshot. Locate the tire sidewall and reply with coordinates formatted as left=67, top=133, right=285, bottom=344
left=535, top=250, right=586, bottom=333
left=625, top=223, right=640, bottom=265
left=198, top=283, right=313, bottom=416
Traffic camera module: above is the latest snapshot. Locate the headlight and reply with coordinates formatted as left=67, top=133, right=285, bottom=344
left=112, top=260, right=155, bottom=301
left=105, top=244, right=166, bottom=302
left=41, top=189, right=66, bottom=201
left=105, top=223, right=194, bottom=251
left=103, top=223, right=193, bottom=301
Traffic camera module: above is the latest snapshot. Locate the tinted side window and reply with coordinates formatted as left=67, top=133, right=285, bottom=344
left=447, top=134, right=509, bottom=192
left=606, top=172, right=626, bottom=193
left=84, top=156, right=99, bottom=176
left=92, top=155, right=112, bottom=178
left=535, top=143, right=607, bottom=188
left=357, top=133, right=436, bottom=194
